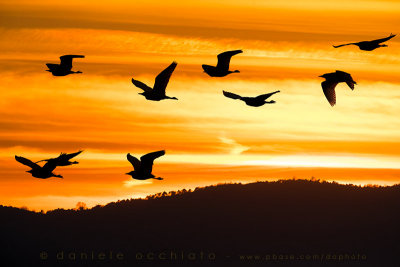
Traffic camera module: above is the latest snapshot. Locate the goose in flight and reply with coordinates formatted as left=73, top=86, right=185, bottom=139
left=333, top=34, right=396, bottom=51
left=46, top=55, right=85, bottom=76
left=319, top=70, right=357, bottom=106
left=126, top=150, right=165, bottom=180
left=36, top=150, right=83, bottom=166
left=131, top=62, right=178, bottom=101
left=223, top=90, right=280, bottom=107
left=202, top=50, right=243, bottom=77
left=15, top=156, right=63, bottom=179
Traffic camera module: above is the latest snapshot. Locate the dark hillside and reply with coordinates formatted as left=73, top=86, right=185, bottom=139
left=1, top=179, right=400, bottom=266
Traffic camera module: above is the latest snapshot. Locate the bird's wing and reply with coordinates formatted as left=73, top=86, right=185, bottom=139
left=153, top=62, right=177, bottom=95
left=223, top=90, right=242, bottom=99
left=59, top=150, right=83, bottom=161
left=216, top=50, right=243, bottom=71
left=46, top=63, right=59, bottom=71
left=254, top=90, right=280, bottom=101
left=59, top=55, right=85, bottom=70
left=127, top=153, right=141, bottom=171
left=131, top=78, right=152, bottom=92
left=15, top=156, right=40, bottom=169
left=332, top=43, right=357, bottom=48
left=140, top=150, right=165, bottom=173
left=321, top=81, right=337, bottom=106
left=42, top=159, right=59, bottom=172
left=336, top=71, right=356, bottom=90
left=370, top=34, right=396, bottom=44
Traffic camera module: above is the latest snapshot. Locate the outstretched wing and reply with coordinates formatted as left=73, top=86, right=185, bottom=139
left=59, top=55, right=85, bottom=71
left=254, top=90, right=280, bottom=101
left=370, top=33, right=396, bottom=44
left=42, top=159, right=59, bottom=172
left=321, top=81, right=337, bottom=106
left=131, top=78, right=152, bottom=92
left=153, top=62, right=177, bottom=95
left=216, top=50, right=242, bottom=71
left=46, top=63, right=59, bottom=71
left=140, top=150, right=165, bottom=173
left=336, top=71, right=356, bottom=90
left=332, top=43, right=357, bottom=48
left=15, top=156, right=40, bottom=169
left=127, top=153, right=141, bottom=171
left=223, top=90, right=242, bottom=100
left=59, top=150, right=83, bottom=161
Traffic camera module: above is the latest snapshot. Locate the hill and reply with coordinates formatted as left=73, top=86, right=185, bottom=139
left=1, top=179, right=400, bottom=266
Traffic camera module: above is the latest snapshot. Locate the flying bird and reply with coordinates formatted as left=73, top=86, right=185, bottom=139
left=319, top=70, right=357, bottom=106
left=46, top=55, right=85, bottom=76
left=223, top=90, right=280, bottom=107
left=36, top=150, right=83, bottom=166
left=333, top=34, right=396, bottom=51
left=15, top=156, right=63, bottom=179
left=131, top=62, right=178, bottom=101
left=202, top=50, right=243, bottom=77
left=126, top=150, right=165, bottom=180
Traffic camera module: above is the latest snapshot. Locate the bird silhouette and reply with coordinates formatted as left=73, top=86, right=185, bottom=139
left=223, top=90, right=280, bottom=107
left=15, top=156, right=63, bottom=179
left=333, top=34, right=396, bottom=51
left=36, top=150, right=83, bottom=166
left=46, top=55, right=85, bottom=76
left=131, top=62, right=178, bottom=101
left=202, top=50, right=243, bottom=77
left=126, top=150, right=165, bottom=180
left=319, top=70, right=357, bottom=106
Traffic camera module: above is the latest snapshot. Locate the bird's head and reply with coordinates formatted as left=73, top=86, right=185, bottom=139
left=125, top=171, right=134, bottom=176
left=319, top=74, right=328, bottom=79
left=26, top=170, right=33, bottom=174
left=138, top=92, right=145, bottom=96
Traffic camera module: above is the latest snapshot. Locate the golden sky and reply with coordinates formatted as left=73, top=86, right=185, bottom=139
left=1, top=0, right=400, bottom=210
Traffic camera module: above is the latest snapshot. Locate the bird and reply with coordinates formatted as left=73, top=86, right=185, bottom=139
left=36, top=150, right=83, bottom=167
left=333, top=34, right=396, bottom=51
left=131, top=62, right=178, bottom=101
left=319, top=70, right=357, bottom=106
left=46, top=55, right=85, bottom=76
left=223, top=90, right=280, bottom=107
left=125, top=150, right=165, bottom=180
left=15, top=156, right=63, bottom=179
left=202, top=50, right=243, bottom=77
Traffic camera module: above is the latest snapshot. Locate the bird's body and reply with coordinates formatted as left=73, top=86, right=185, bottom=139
left=202, top=50, right=242, bottom=77
left=132, top=62, right=178, bottom=101
left=333, top=34, right=396, bottom=51
left=36, top=150, right=83, bottom=166
left=223, top=90, right=280, bottom=107
left=46, top=55, right=85, bottom=76
left=126, top=150, right=165, bottom=180
left=319, top=70, right=357, bottom=106
left=15, top=156, right=63, bottom=179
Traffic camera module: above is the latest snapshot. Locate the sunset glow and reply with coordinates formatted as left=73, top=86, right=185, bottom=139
left=1, top=0, right=400, bottom=210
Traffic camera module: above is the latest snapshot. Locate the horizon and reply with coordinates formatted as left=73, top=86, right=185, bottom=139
left=1, top=0, right=400, bottom=211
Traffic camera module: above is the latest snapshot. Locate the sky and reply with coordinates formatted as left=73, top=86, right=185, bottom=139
left=1, top=0, right=400, bottom=211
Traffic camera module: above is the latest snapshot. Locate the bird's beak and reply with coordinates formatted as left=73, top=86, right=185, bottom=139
left=318, top=75, right=324, bottom=77
left=125, top=173, right=130, bottom=175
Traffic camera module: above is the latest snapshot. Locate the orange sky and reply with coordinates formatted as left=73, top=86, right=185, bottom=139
left=1, top=0, right=400, bottom=211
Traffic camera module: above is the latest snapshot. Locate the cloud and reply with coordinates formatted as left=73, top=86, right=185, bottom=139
left=123, top=179, right=153, bottom=188
left=219, top=136, right=249, bottom=155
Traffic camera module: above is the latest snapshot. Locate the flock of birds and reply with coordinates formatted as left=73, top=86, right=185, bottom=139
left=15, top=33, right=396, bottom=180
